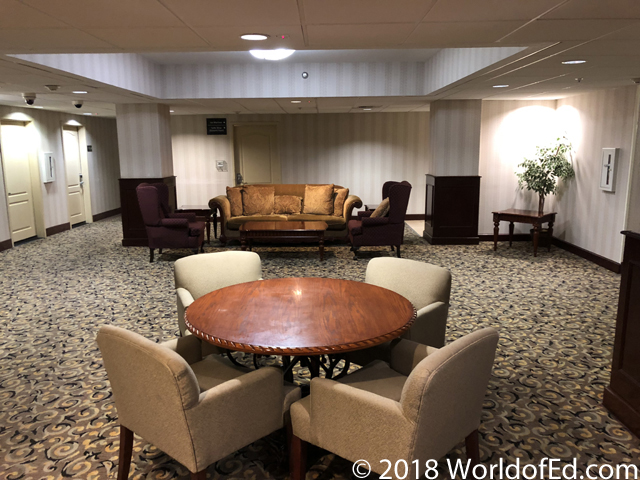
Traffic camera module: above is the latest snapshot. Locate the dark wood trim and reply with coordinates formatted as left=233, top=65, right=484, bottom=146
left=423, top=232, right=479, bottom=245
left=405, top=214, right=425, bottom=221
left=604, top=387, right=640, bottom=438
left=479, top=233, right=530, bottom=242
left=0, top=238, right=12, bottom=252
left=93, top=207, right=121, bottom=222
left=46, top=222, right=70, bottom=237
left=552, top=237, right=621, bottom=273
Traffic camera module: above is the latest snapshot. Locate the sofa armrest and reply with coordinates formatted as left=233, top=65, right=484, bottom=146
left=343, top=195, right=363, bottom=223
left=210, top=195, right=231, bottom=238
left=159, top=218, right=189, bottom=228
left=161, top=334, right=203, bottom=365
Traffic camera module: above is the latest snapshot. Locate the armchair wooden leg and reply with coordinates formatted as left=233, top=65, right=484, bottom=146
left=465, top=429, right=480, bottom=467
left=396, top=245, right=401, bottom=258
left=117, top=425, right=133, bottom=480
left=158, top=248, right=163, bottom=254
left=149, top=248, right=154, bottom=263
left=288, top=429, right=307, bottom=480
left=190, top=470, right=207, bottom=480
left=199, top=244, right=204, bottom=253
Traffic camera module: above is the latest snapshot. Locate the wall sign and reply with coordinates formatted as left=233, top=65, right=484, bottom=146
left=600, top=147, right=618, bottom=193
left=206, top=118, right=227, bottom=135
left=87, top=145, right=93, bottom=152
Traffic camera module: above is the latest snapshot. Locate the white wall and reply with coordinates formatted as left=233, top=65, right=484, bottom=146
left=626, top=88, right=640, bottom=233
left=171, top=112, right=430, bottom=215
left=0, top=106, right=120, bottom=243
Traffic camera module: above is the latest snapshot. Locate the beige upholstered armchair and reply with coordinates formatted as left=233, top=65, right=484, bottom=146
left=97, top=325, right=300, bottom=480
left=289, top=328, right=499, bottom=480
left=348, top=257, right=452, bottom=366
left=174, top=251, right=262, bottom=337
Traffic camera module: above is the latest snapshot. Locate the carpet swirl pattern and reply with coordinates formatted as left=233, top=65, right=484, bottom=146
left=0, top=216, right=638, bottom=479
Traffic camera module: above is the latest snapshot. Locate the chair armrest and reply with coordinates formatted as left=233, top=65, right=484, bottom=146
left=176, top=288, right=195, bottom=336
left=186, top=367, right=286, bottom=469
left=357, top=210, right=373, bottom=219
left=389, top=338, right=438, bottom=377
left=309, top=377, right=414, bottom=469
left=169, top=212, right=197, bottom=222
left=161, top=334, right=203, bottom=365
left=400, top=302, right=449, bottom=349
left=361, top=216, right=389, bottom=227
left=343, top=195, right=363, bottom=222
left=159, top=218, right=189, bottom=228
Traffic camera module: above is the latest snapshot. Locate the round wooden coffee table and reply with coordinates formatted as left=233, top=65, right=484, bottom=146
left=184, top=277, right=416, bottom=378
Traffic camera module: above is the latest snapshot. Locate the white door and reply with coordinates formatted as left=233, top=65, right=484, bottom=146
left=63, top=127, right=86, bottom=226
left=0, top=122, right=37, bottom=242
left=233, top=125, right=281, bottom=185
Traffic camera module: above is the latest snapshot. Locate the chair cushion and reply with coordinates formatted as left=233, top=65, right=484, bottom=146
left=227, top=186, right=243, bottom=216
left=333, top=188, right=349, bottom=217
left=348, top=219, right=363, bottom=236
left=339, top=360, right=407, bottom=402
left=274, top=195, right=303, bottom=214
left=227, top=215, right=289, bottom=229
left=370, top=198, right=390, bottom=218
left=190, top=355, right=251, bottom=392
left=286, top=214, right=346, bottom=230
left=303, top=184, right=334, bottom=215
left=242, top=185, right=275, bottom=215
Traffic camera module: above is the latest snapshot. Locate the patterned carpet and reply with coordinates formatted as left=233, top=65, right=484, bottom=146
left=0, top=216, right=638, bottom=479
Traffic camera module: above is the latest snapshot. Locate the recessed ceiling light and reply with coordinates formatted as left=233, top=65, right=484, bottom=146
left=562, top=60, right=586, bottom=65
left=33, top=106, right=44, bottom=109
left=363, top=108, right=372, bottom=111
left=250, top=49, right=295, bottom=61
left=170, top=110, right=175, bottom=113
left=73, top=90, right=88, bottom=94
left=83, top=113, right=93, bottom=116
left=493, top=84, right=509, bottom=88
left=241, top=34, right=269, bottom=41
left=291, top=100, right=301, bottom=103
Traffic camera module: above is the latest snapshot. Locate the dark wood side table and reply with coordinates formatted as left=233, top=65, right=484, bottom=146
left=184, top=277, right=416, bottom=380
left=177, top=205, right=217, bottom=243
left=604, top=231, right=640, bottom=438
left=492, top=209, right=556, bottom=257
left=240, top=221, right=328, bottom=261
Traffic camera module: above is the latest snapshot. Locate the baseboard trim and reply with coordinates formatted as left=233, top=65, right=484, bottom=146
left=604, top=387, right=640, bottom=438
left=93, top=207, right=121, bottom=222
left=0, top=238, right=12, bottom=252
left=46, top=223, right=70, bottom=237
left=405, top=214, right=425, bottom=221
left=423, top=232, right=480, bottom=245
left=552, top=237, right=621, bottom=273
left=479, top=234, right=531, bottom=242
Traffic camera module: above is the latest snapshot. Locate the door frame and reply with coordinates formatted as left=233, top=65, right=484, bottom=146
left=231, top=122, right=281, bottom=186
left=61, top=123, right=93, bottom=226
left=0, top=117, right=46, bottom=244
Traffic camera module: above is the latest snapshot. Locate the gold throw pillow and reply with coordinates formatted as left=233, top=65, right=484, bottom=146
left=370, top=197, right=390, bottom=218
left=303, top=184, right=335, bottom=215
left=332, top=188, right=349, bottom=217
left=226, top=186, right=243, bottom=216
left=241, top=185, right=275, bottom=216
left=274, top=195, right=303, bottom=214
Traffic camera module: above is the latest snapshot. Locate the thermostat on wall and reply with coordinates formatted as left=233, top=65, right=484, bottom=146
left=40, top=152, right=55, bottom=183
left=216, top=160, right=228, bottom=172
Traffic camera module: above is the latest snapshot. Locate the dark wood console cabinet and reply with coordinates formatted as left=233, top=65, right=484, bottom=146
left=423, top=174, right=480, bottom=245
left=604, top=230, right=640, bottom=438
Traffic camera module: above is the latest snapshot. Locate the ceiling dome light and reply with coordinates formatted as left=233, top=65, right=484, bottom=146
left=250, top=49, right=295, bottom=61
left=241, top=34, right=269, bottom=41
left=562, top=60, right=586, bottom=65
left=73, top=90, right=88, bottom=94
left=291, top=100, right=301, bottom=103
left=493, top=84, right=509, bottom=88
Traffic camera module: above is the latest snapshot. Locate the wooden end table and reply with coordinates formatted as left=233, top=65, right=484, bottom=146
left=178, top=205, right=218, bottom=243
left=492, top=209, right=556, bottom=257
left=240, top=221, right=328, bottom=261
left=184, top=277, right=416, bottom=380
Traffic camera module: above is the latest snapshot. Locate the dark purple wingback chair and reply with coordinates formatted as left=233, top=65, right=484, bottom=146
left=136, top=183, right=205, bottom=262
left=348, top=181, right=412, bottom=259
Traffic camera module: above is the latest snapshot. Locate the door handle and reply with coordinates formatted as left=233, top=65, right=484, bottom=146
left=79, top=173, right=84, bottom=187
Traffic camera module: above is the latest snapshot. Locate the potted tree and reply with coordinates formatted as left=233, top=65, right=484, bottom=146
left=516, top=137, right=575, bottom=214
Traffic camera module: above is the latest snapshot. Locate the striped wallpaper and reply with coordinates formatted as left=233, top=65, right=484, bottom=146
left=0, top=105, right=120, bottom=243
left=624, top=87, right=640, bottom=234
left=171, top=112, right=430, bottom=215
left=430, top=100, right=482, bottom=176
left=115, top=104, right=173, bottom=178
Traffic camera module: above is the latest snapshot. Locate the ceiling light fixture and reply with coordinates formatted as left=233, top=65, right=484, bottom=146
left=493, top=84, right=509, bottom=88
left=73, top=90, right=88, bottom=94
left=291, top=100, right=301, bottom=103
left=170, top=110, right=175, bottom=113
left=83, top=113, right=93, bottom=116
left=363, top=108, right=372, bottom=111
left=562, top=60, right=586, bottom=65
left=250, top=49, right=295, bottom=61
left=241, top=34, right=269, bottom=41
left=33, top=106, right=44, bottom=109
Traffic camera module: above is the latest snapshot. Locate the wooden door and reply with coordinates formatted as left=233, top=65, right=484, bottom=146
left=63, top=127, right=86, bottom=226
left=0, top=122, right=37, bottom=242
left=233, top=125, right=281, bottom=185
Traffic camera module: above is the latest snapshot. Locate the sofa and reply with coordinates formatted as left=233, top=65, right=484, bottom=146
left=209, top=184, right=362, bottom=243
